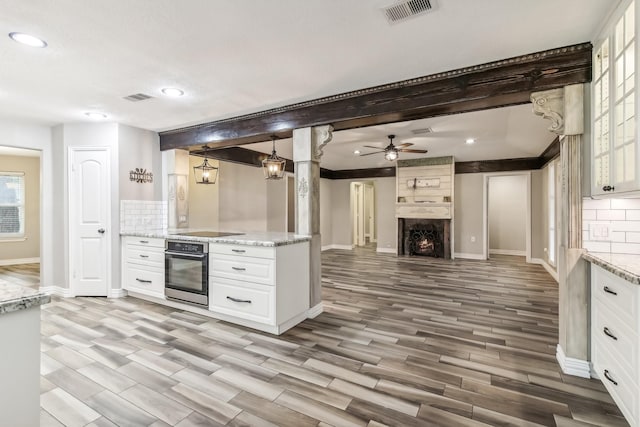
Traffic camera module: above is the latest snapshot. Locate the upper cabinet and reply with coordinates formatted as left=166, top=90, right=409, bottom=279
left=592, top=0, right=640, bottom=196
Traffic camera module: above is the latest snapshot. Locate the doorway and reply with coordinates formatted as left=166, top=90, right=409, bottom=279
left=483, top=172, right=531, bottom=261
left=350, top=181, right=376, bottom=247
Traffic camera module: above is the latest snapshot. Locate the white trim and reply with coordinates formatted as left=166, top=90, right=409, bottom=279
left=0, top=257, right=40, bottom=266
left=307, top=302, right=323, bottom=318
left=376, top=247, right=396, bottom=254
left=454, top=252, right=485, bottom=260
left=489, top=249, right=526, bottom=256
left=108, top=288, right=127, bottom=298
left=321, top=244, right=354, bottom=251
left=556, top=344, right=591, bottom=378
left=483, top=172, right=532, bottom=262
left=39, top=286, right=74, bottom=298
left=530, top=257, right=559, bottom=282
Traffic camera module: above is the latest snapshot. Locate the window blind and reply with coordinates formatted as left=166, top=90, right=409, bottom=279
left=0, top=172, right=25, bottom=237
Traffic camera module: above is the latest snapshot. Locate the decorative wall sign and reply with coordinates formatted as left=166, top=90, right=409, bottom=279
left=406, top=178, right=440, bottom=189
left=130, top=168, right=153, bottom=183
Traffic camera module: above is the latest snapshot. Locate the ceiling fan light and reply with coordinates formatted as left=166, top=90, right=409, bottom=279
left=385, top=149, right=398, bottom=161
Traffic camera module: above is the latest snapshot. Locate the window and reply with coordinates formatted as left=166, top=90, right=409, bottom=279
left=0, top=172, right=25, bottom=238
left=548, top=162, right=556, bottom=266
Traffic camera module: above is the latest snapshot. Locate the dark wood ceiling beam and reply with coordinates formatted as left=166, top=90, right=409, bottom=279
left=454, top=157, right=544, bottom=174
left=160, top=43, right=592, bottom=151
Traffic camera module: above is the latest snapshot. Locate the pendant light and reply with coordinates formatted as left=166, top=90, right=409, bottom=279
left=262, top=136, right=286, bottom=180
left=193, top=146, right=218, bottom=184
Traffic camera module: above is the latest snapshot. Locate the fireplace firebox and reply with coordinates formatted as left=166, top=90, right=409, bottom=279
left=398, top=218, right=450, bottom=259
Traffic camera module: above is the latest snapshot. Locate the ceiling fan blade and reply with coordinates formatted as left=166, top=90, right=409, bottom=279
left=399, top=149, right=429, bottom=153
left=396, top=142, right=414, bottom=148
left=359, top=151, right=384, bottom=156
left=362, top=145, right=383, bottom=150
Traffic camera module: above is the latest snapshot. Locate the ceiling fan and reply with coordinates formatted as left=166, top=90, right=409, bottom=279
left=360, top=134, right=428, bottom=161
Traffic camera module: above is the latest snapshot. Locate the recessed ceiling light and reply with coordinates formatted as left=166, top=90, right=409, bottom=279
left=85, top=112, right=108, bottom=119
left=161, top=87, right=184, bottom=97
left=353, top=150, right=361, bottom=155
left=465, top=138, right=476, bottom=144
left=8, top=32, right=47, bottom=48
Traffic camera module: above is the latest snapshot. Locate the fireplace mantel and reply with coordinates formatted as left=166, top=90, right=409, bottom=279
left=395, top=202, right=451, bottom=220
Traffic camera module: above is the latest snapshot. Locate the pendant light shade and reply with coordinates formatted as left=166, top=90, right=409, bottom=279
left=193, top=146, right=218, bottom=184
left=262, top=136, right=286, bottom=180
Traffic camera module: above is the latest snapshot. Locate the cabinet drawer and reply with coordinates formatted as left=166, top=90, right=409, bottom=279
left=593, top=301, right=638, bottom=378
left=125, top=263, right=164, bottom=296
left=593, top=344, right=639, bottom=424
left=125, top=236, right=165, bottom=249
left=126, top=247, right=165, bottom=266
left=592, top=265, right=638, bottom=331
left=210, top=254, right=274, bottom=285
left=209, top=243, right=274, bottom=259
left=209, top=277, right=274, bottom=324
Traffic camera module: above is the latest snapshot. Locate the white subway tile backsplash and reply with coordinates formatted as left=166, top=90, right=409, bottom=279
left=596, top=209, right=626, bottom=221
left=120, top=200, right=167, bottom=233
left=582, top=197, right=640, bottom=255
left=583, top=198, right=612, bottom=210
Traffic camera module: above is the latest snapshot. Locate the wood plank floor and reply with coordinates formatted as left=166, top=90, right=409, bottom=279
left=1, top=248, right=629, bottom=426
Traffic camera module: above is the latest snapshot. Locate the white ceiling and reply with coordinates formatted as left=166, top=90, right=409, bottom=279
left=0, top=0, right=616, bottom=133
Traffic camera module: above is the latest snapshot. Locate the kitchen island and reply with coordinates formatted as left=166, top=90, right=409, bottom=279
left=120, top=230, right=312, bottom=334
left=0, top=283, right=50, bottom=426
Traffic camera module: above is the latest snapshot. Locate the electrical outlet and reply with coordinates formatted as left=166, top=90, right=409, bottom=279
left=470, top=236, right=476, bottom=243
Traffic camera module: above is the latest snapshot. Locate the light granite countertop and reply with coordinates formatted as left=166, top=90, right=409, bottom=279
left=121, top=229, right=311, bottom=247
left=583, top=252, right=640, bottom=285
left=0, top=283, right=50, bottom=315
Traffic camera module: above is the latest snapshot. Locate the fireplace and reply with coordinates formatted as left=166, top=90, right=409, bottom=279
left=398, top=218, right=450, bottom=259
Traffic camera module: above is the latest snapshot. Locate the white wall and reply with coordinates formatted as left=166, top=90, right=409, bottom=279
left=0, top=121, right=55, bottom=288
left=488, top=174, right=527, bottom=254
left=320, top=178, right=332, bottom=246
left=118, top=124, right=162, bottom=201
left=218, top=161, right=268, bottom=232
left=266, top=176, right=288, bottom=233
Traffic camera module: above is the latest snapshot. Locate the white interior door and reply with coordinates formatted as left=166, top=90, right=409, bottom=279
left=70, top=147, right=110, bottom=296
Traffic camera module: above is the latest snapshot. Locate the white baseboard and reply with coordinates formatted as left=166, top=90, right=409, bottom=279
left=454, top=252, right=485, bottom=260
left=530, top=257, right=559, bottom=282
left=321, top=244, right=354, bottom=251
left=0, top=257, right=40, bottom=266
left=39, top=286, right=74, bottom=298
left=108, top=288, right=127, bottom=298
left=376, top=247, right=396, bottom=254
left=556, top=344, right=591, bottom=378
left=489, top=249, right=526, bottom=256
left=307, top=302, right=323, bottom=318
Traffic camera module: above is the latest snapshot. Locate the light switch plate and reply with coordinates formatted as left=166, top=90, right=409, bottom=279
left=589, top=222, right=611, bottom=241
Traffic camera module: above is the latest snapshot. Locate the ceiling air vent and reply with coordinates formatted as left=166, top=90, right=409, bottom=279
left=411, top=127, right=433, bottom=135
left=123, top=93, right=153, bottom=102
left=383, top=0, right=436, bottom=24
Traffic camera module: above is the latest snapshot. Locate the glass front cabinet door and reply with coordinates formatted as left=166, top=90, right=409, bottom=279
left=592, top=0, right=640, bottom=196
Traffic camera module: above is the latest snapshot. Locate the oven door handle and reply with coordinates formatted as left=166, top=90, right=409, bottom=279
left=165, top=251, right=207, bottom=259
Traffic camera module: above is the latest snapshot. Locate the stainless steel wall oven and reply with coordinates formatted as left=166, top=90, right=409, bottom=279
left=165, top=240, right=208, bottom=306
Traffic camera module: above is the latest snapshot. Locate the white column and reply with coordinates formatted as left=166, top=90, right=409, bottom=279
left=531, top=84, right=590, bottom=378
left=293, top=125, right=333, bottom=314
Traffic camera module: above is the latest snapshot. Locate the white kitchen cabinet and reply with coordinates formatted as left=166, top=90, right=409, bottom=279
left=591, top=264, right=640, bottom=426
left=122, top=236, right=165, bottom=299
left=592, top=0, right=640, bottom=197
left=209, top=241, right=309, bottom=335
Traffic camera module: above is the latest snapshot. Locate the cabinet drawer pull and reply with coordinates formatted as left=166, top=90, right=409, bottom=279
left=139, top=255, right=149, bottom=258
left=139, top=240, right=149, bottom=244
left=604, top=369, right=618, bottom=386
left=602, top=185, right=615, bottom=192
left=232, top=266, right=246, bottom=271
left=227, top=296, right=252, bottom=304
left=231, top=249, right=246, bottom=253
left=603, top=327, right=618, bottom=340
left=603, top=286, right=617, bottom=296
left=135, top=278, right=152, bottom=283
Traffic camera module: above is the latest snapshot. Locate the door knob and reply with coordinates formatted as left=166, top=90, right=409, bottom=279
left=98, top=228, right=105, bottom=234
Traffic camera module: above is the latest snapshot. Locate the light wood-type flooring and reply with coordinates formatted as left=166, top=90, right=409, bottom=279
left=0, top=248, right=629, bottom=426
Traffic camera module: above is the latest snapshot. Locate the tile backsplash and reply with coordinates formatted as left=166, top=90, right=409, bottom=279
left=120, top=200, right=167, bottom=233
left=583, top=198, right=640, bottom=254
